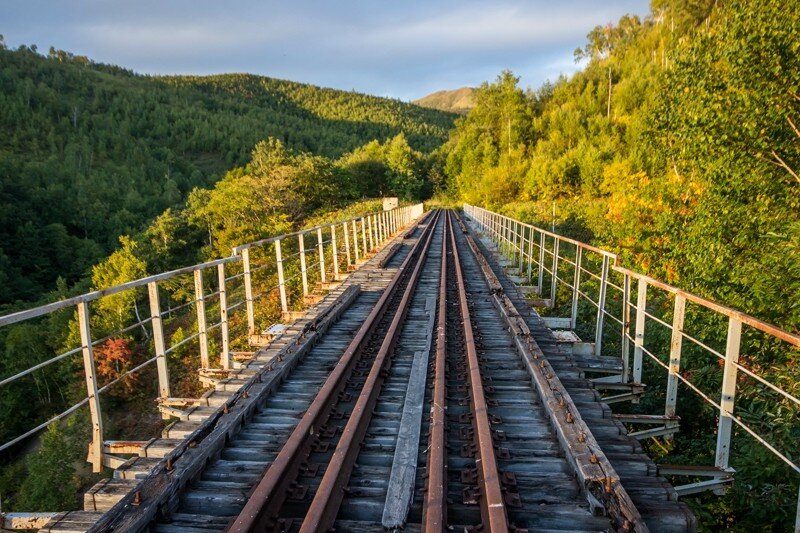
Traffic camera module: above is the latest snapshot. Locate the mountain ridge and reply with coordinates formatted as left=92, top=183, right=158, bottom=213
left=413, top=87, right=475, bottom=114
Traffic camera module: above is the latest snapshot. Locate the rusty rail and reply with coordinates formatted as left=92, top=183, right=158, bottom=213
left=226, top=210, right=439, bottom=532
left=423, top=210, right=450, bottom=530
left=299, top=212, right=441, bottom=531
left=448, top=212, right=511, bottom=532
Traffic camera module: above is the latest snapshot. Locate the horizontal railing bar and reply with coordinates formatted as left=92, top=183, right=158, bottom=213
left=729, top=412, right=800, bottom=474
left=642, top=309, right=674, bottom=330
left=0, top=398, right=88, bottom=453
left=680, top=330, right=725, bottom=360
left=91, top=317, right=153, bottom=347
left=603, top=309, right=624, bottom=327
left=97, top=356, right=158, bottom=395
left=232, top=204, right=419, bottom=253
left=161, top=299, right=195, bottom=316
left=614, top=265, right=800, bottom=347
left=164, top=331, right=201, bottom=354
left=0, top=256, right=240, bottom=328
left=732, top=362, right=800, bottom=407
left=0, top=346, right=82, bottom=387
left=227, top=300, right=245, bottom=312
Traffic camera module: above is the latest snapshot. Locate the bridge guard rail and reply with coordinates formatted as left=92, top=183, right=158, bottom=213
left=0, top=202, right=424, bottom=475
left=463, top=203, right=800, bottom=530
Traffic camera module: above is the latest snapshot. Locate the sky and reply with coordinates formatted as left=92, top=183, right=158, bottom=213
left=2, top=0, right=651, bottom=101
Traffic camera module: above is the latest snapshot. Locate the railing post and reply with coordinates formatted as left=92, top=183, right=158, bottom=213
left=344, top=221, right=353, bottom=267
left=299, top=232, right=309, bottom=297
left=241, top=248, right=255, bottom=336
left=331, top=224, right=339, bottom=281
left=194, top=269, right=209, bottom=369
left=527, top=225, right=534, bottom=283
left=77, top=301, right=104, bottom=473
left=594, top=255, right=610, bottom=356
left=361, top=217, right=368, bottom=256
left=217, top=263, right=231, bottom=370
left=621, top=273, right=631, bottom=382
left=537, top=232, right=546, bottom=295
left=550, top=237, right=560, bottom=307
left=353, top=219, right=361, bottom=264
left=368, top=215, right=375, bottom=251
left=275, top=239, right=288, bottom=314
left=633, top=279, right=647, bottom=384
left=571, top=246, right=583, bottom=329
left=715, top=317, right=742, bottom=469
left=504, top=217, right=511, bottom=257
left=665, top=294, right=686, bottom=421
left=517, top=222, right=524, bottom=272
left=147, top=281, right=171, bottom=399
left=317, top=227, right=326, bottom=284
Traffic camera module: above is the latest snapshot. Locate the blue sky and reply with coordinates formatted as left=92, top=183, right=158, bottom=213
left=2, top=0, right=651, bottom=100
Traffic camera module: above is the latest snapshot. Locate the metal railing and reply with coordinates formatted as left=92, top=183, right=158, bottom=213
left=463, top=203, right=800, bottom=528
left=0, top=203, right=424, bottom=472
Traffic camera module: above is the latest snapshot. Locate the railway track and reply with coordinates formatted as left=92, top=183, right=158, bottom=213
left=89, top=209, right=693, bottom=532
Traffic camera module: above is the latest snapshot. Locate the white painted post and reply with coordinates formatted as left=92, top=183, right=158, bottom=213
left=353, top=219, right=361, bottom=264
left=241, top=248, right=255, bottom=336
left=275, top=239, right=288, bottom=314
left=368, top=215, right=375, bottom=251
left=299, top=233, right=309, bottom=297
left=317, top=227, right=326, bottom=284
left=665, top=294, right=686, bottom=420
left=715, top=317, right=742, bottom=469
left=517, top=222, right=525, bottom=272
left=77, top=301, right=104, bottom=473
left=194, top=269, right=209, bottom=369
left=217, top=263, right=231, bottom=370
left=550, top=237, right=560, bottom=307
left=331, top=224, right=339, bottom=281
left=537, top=233, right=546, bottom=295
left=343, top=222, right=352, bottom=267
left=633, top=279, right=647, bottom=384
left=570, top=246, right=583, bottom=330
left=504, top=217, right=511, bottom=257
left=594, top=255, right=610, bottom=356
left=147, top=281, right=170, bottom=398
left=361, top=217, right=368, bottom=256
left=621, top=274, right=631, bottom=382
left=527, top=225, right=534, bottom=283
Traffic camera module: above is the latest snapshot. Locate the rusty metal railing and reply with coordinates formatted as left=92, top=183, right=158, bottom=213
left=0, top=203, right=424, bottom=474
left=463, top=203, right=800, bottom=529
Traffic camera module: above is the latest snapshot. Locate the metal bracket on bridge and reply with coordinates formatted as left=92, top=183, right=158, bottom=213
left=658, top=464, right=736, bottom=496
left=614, top=414, right=680, bottom=440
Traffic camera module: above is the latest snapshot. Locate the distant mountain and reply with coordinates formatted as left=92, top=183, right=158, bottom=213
left=413, top=87, right=475, bottom=114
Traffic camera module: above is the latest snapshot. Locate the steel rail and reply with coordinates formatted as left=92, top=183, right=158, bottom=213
left=225, top=209, right=437, bottom=532
left=456, top=210, right=649, bottom=532
left=299, top=210, right=441, bottom=532
left=423, top=209, right=449, bottom=530
left=448, top=211, right=511, bottom=533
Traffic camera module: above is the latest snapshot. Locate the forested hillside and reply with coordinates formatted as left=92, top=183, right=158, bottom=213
left=0, top=133, right=432, bottom=512
left=0, top=45, right=455, bottom=305
left=440, top=0, right=799, bottom=528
